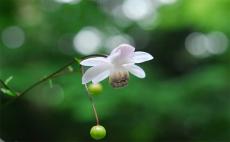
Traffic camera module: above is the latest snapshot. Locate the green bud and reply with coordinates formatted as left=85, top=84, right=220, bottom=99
left=90, top=125, right=106, bottom=140
left=88, top=84, right=103, bottom=95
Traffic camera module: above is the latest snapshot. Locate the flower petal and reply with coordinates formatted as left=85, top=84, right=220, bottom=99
left=107, top=49, right=121, bottom=62
left=111, top=44, right=135, bottom=55
left=92, top=70, right=110, bottom=84
left=123, top=64, right=145, bottom=78
left=80, top=57, right=108, bottom=66
left=82, top=65, right=110, bottom=84
left=108, top=44, right=135, bottom=62
left=133, top=51, right=153, bottom=63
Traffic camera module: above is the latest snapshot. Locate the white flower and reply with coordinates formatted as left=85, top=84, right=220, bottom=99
left=80, top=44, right=154, bottom=88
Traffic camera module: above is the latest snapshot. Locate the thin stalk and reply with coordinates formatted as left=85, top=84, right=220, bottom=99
left=81, top=65, right=100, bottom=125
left=79, top=54, right=107, bottom=125
left=0, top=80, right=18, bottom=96
left=1, top=59, right=77, bottom=108
left=20, top=54, right=106, bottom=96
left=1, top=54, right=107, bottom=113
left=19, top=59, right=76, bottom=97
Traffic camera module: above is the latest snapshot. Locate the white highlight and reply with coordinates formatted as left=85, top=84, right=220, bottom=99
left=185, top=32, right=228, bottom=58
left=159, top=0, right=177, bottom=4
left=1, top=26, right=25, bottom=49
left=73, top=27, right=102, bottom=55
left=185, top=32, right=209, bottom=58
left=0, top=138, right=4, bottom=142
left=105, top=34, right=134, bottom=52
left=206, top=32, right=228, bottom=54
left=122, top=0, right=153, bottom=21
left=55, top=0, right=81, bottom=4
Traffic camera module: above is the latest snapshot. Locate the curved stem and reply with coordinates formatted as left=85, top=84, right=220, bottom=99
left=85, top=84, right=100, bottom=125
left=79, top=54, right=108, bottom=125
left=1, top=59, right=77, bottom=108
left=81, top=65, right=100, bottom=125
left=1, top=54, right=107, bottom=112
left=20, top=54, right=106, bottom=97
left=20, top=59, right=76, bottom=97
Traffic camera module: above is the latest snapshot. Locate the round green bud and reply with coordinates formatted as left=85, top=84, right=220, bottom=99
left=88, top=84, right=103, bottom=95
left=90, top=125, right=106, bottom=140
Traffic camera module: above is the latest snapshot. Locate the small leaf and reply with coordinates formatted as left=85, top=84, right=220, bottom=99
left=74, top=58, right=81, bottom=63
left=68, top=66, right=74, bottom=72
left=0, top=88, right=17, bottom=97
left=49, top=79, right=53, bottom=88
left=4, top=76, right=13, bottom=85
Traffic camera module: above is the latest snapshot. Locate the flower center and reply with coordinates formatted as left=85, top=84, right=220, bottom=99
left=109, top=71, right=129, bottom=88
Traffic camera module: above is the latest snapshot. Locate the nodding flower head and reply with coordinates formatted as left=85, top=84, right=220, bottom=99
left=80, top=44, right=154, bottom=88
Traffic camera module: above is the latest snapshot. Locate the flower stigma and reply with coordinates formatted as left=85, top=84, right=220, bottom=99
left=109, top=71, right=129, bottom=88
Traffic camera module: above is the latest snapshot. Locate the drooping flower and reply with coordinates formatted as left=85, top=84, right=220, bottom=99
left=80, top=44, right=153, bottom=88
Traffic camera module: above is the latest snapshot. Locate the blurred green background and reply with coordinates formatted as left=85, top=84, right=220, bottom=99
left=1, top=0, right=230, bottom=141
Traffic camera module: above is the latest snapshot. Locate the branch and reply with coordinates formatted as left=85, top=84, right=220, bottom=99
left=1, top=54, right=107, bottom=109
left=19, top=59, right=76, bottom=97
left=0, top=59, right=77, bottom=108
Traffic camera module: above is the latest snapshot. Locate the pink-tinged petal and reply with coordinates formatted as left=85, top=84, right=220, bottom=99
left=107, top=49, right=121, bottom=62
left=82, top=65, right=110, bottom=84
left=123, top=64, right=145, bottom=78
left=133, top=51, right=153, bottom=63
left=111, top=44, right=135, bottom=55
left=92, top=70, right=110, bottom=84
left=80, top=57, right=108, bottom=66
left=108, top=44, right=135, bottom=62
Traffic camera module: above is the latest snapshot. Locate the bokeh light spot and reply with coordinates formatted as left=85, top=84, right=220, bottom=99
left=185, top=32, right=210, bottom=58
left=73, top=27, right=103, bottom=55
left=206, top=32, right=228, bottom=54
left=105, top=34, right=134, bottom=52
left=0, top=138, right=5, bottom=142
left=122, top=0, right=153, bottom=21
left=28, top=84, right=65, bottom=108
left=185, top=32, right=228, bottom=58
left=159, top=0, right=177, bottom=4
left=1, top=26, right=25, bottom=49
left=55, top=0, right=81, bottom=4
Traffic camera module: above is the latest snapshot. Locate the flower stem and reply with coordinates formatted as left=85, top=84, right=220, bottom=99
left=85, top=84, right=100, bottom=125
left=1, top=54, right=107, bottom=115
left=20, top=59, right=76, bottom=97
left=81, top=65, right=100, bottom=125
left=79, top=54, right=107, bottom=125
left=1, top=59, right=77, bottom=108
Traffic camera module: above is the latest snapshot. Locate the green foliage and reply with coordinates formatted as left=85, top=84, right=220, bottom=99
left=0, top=78, right=17, bottom=97
left=0, top=88, right=16, bottom=97
left=49, top=79, right=53, bottom=88
left=4, top=76, right=13, bottom=85
left=0, top=0, right=230, bottom=141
